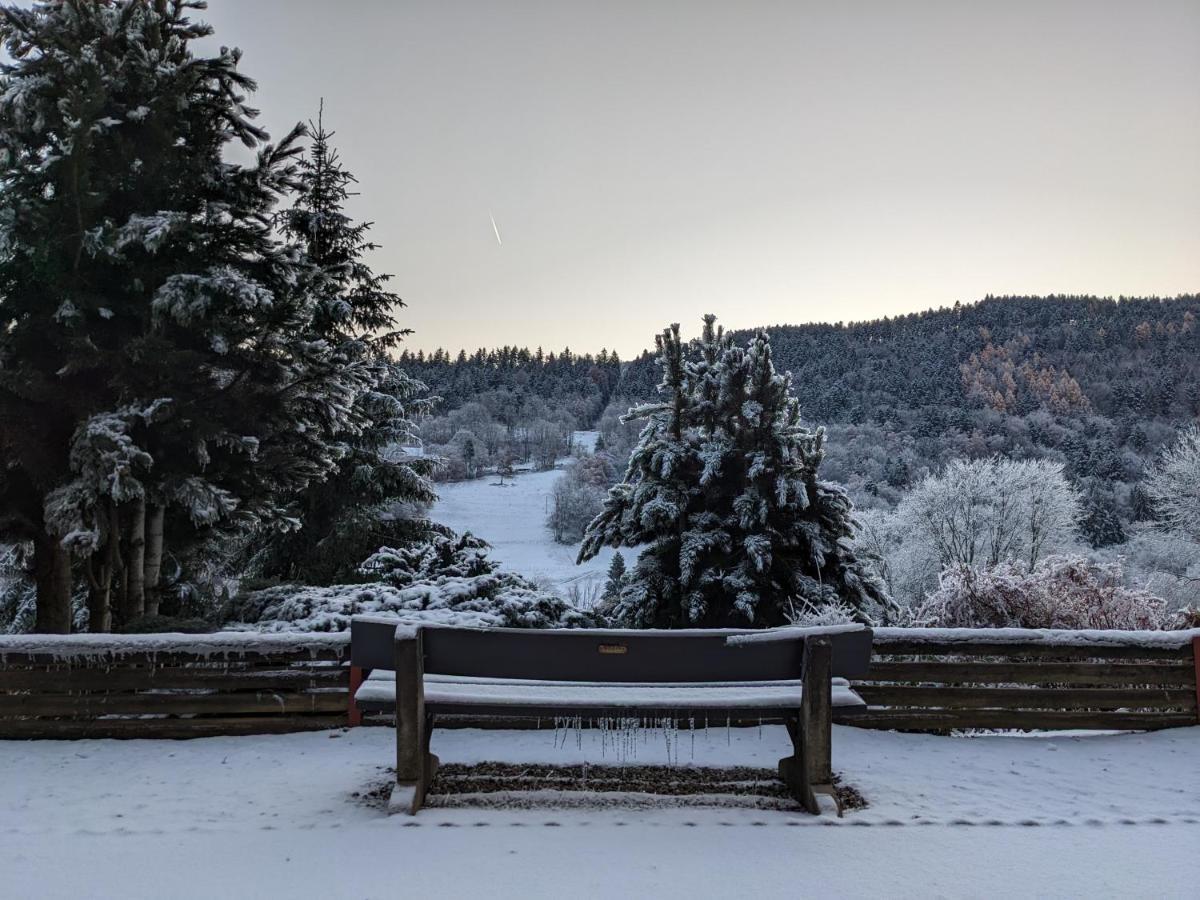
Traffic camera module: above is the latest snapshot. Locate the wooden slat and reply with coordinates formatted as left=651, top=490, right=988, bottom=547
left=862, top=661, right=1195, bottom=686
left=0, top=690, right=349, bottom=717
left=855, top=685, right=1197, bottom=711
left=0, top=715, right=348, bottom=740
left=0, top=667, right=349, bottom=692
left=841, top=709, right=1198, bottom=731
left=872, top=640, right=1191, bottom=662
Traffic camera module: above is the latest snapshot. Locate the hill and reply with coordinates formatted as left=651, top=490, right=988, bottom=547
left=617, top=295, right=1200, bottom=543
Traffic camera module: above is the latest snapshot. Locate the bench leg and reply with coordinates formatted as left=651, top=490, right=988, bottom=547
left=424, top=711, right=440, bottom=783
left=394, top=633, right=434, bottom=815
left=778, top=716, right=820, bottom=815
left=800, top=637, right=834, bottom=788
left=779, top=635, right=835, bottom=815
left=392, top=712, right=439, bottom=815
left=347, top=666, right=365, bottom=728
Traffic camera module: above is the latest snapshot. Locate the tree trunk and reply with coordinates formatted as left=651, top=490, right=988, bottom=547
left=87, top=502, right=123, bottom=633
left=33, top=534, right=72, bottom=634
left=143, top=503, right=165, bottom=617
left=87, top=554, right=112, bottom=633
left=124, top=497, right=146, bottom=623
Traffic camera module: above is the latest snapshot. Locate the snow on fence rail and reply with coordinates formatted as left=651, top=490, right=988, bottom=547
left=0, top=629, right=1196, bottom=739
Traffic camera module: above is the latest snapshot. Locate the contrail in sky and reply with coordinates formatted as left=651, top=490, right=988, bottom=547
left=489, top=210, right=503, bottom=246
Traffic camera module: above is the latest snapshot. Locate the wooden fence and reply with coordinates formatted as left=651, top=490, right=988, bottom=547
left=840, top=628, right=1200, bottom=732
left=0, top=633, right=351, bottom=739
left=1, top=629, right=1197, bottom=739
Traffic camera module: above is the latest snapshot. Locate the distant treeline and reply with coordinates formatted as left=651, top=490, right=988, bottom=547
left=399, top=346, right=623, bottom=429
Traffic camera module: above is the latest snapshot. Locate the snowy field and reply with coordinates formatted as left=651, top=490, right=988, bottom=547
left=429, top=438, right=617, bottom=597
left=3, top=724, right=1197, bottom=898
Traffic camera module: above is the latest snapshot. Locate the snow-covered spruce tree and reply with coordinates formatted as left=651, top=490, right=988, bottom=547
left=603, top=551, right=627, bottom=602
left=247, top=107, right=439, bottom=585
left=0, top=2, right=363, bottom=630
left=578, top=316, right=889, bottom=627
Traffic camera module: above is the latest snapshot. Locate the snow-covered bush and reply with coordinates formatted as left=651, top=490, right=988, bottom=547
left=786, top=597, right=859, bottom=627
left=360, top=533, right=494, bottom=586
left=910, top=556, right=1174, bottom=630
left=227, top=533, right=596, bottom=632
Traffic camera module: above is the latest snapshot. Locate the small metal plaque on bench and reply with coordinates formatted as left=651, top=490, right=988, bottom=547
left=598, top=643, right=628, bottom=655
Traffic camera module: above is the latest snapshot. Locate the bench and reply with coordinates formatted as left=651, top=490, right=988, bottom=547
left=349, top=617, right=874, bottom=815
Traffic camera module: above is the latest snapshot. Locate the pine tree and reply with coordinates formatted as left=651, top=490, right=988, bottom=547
left=0, top=2, right=365, bottom=630
left=248, top=106, right=438, bottom=585
left=579, top=316, right=888, bottom=627
left=602, top=551, right=627, bottom=601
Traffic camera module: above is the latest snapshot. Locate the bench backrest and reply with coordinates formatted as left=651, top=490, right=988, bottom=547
left=351, top=618, right=873, bottom=682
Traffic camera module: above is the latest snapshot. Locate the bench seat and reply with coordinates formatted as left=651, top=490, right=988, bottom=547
left=355, top=672, right=867, bottom=717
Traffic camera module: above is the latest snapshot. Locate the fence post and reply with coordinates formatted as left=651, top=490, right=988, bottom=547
left=1193, top=637, right=1200, bottom=725
left=348, top=665, right=364, bottom=727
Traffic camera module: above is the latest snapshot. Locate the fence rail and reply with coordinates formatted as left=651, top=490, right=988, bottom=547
left=0, top=633, right=351, bottom=739
left=1, top=629, right=1197, bottom=739
left=839, top=630, right=1200, bottom=732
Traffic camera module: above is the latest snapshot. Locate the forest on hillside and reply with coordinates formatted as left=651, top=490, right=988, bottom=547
left=612, top=296, right=1200, bottom=538
left=408, top=295, right=1199, bottom=545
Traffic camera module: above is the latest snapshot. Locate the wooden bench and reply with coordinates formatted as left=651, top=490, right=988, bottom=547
left=349, top=617, right=873, bottom=815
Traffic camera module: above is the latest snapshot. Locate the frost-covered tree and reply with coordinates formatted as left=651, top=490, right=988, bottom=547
left=0, top=2, right=364, bottom=630
left=1145, top=425, right=1200, bottom=543
left=547, top=463, right=605, bottom=544
left=579, top=316, right=888, bottom=628
left=248, top=107, right=438, bottom=585
left=895, top=457, right=1082, bottom=573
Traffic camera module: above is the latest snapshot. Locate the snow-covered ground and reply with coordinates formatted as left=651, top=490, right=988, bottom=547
left=3, top=724, right=1196, bottom=898
left=430, top=460, right=617, bottom=597
left=571, top=429, right=601, bottom=454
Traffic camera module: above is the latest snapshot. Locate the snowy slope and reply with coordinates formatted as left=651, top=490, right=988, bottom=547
left=430, top=465, right=617, bottom=596
left=1, top=725, right=1196, bottom=898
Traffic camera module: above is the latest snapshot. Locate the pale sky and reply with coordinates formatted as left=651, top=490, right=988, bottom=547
left=198, top=0, right=1200, bottom=357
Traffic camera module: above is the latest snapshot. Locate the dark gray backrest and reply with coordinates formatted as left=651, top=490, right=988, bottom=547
left=351, top=617, right=873, bottom=682
left=352, top=616, right=404, bottom=669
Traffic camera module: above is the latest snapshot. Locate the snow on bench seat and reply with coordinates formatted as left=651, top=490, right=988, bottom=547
left=355, top=672, right=866, bottom=712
